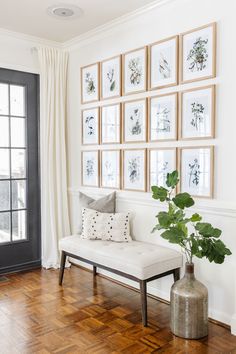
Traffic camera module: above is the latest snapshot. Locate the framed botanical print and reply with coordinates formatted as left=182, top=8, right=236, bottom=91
left=179, top=85, right=215, bottom=140
left=180, top=23, right=216, bottom=83
left=122, top=46, right=147, bottom=95
left=149, top=93, right=177, bottom=141
left=82, top=107, right=100, bottom=145
left=101, top=150, right=121, bottom=189
left=101, top=55, right=121, bottom=100
left=149, top=35, right=178, bottom=90
left=149, top=148, right=177, bottom=191
left=81, top=63, right=100, bottom=104
left=123, top=149, right=146, bottom=192
left=101, top=103, right=121, bottom=144
left=123, top=99, right=147, bottom=143
left=81, top=150, right=99, bottom=187
left=178, top=146, right=214, bottom=198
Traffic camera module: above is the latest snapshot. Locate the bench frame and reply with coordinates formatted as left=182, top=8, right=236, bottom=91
left=59, top=250, right=180, bottom=327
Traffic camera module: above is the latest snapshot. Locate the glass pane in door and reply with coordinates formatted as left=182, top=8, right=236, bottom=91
left=0, top=149, right=10, bottom=179
left=0, top=117, right=9, bottom=147
left=0, top=83, right=9, bottom=115
left=0, top=181, right=10, bottom=211
left=12, top=180, right=26, bottom=210
left=10, top=85, right=25, bottom=117
left=0, top=212, right=10, bottom=243
left=12, top=210, right=26, bottom=241
left=11, top=118, right=26, bottom=148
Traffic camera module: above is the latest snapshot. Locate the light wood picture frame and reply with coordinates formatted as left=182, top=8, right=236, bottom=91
left=148, top=93, right=177, bottom=142
left=81, top=62, right=100, bottom=104
left=122, top=148, right=146, bottom=192
left=122, top=46, right=148, bottom=95
left=123, top=98, right=147, bottom=143
left=100, top=149, right=121, bottom=189
left=178, top=146, right=214, bottom=198
left=81, top=150, right=100, bottom=187
left=180, top=22, right=216, bottom=84
left=100, top=103, right=121, bottom=144
left=100, top=55, right=122, bottom=100
left=148, top=148, right=177, bottom=192
left=149, top=35, right=178, bottom=90
left=81, top=107, right=100, bottom=145
left=179, top=85, right=215, bottom=140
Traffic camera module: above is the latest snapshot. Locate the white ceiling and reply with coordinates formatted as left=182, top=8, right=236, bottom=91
left=0, top=0, right=158, bottom=43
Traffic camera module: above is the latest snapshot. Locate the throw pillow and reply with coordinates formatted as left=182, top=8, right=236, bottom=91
left=77, top=191, right=116, bottom=233
left=81, top=208, right=132, bottom=242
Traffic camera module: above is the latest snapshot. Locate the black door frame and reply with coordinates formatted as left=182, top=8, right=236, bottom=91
left=0, top=67, right=41, bottom=274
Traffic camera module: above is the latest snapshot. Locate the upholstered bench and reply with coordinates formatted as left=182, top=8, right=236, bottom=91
left=59, top=235, right=183, bottom=326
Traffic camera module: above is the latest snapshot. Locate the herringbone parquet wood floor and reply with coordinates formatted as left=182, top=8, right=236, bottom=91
left=0, top=266, right=235, bottom=354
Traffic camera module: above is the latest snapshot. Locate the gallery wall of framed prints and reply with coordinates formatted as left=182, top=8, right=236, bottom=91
left=80, top=22, right=217, bottom=199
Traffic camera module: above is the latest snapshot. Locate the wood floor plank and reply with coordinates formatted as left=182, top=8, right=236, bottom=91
left=0, top=266, right=235, bottom=353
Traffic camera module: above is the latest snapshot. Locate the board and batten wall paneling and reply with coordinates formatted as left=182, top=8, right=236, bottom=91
left=66, top=0, right=236, bottom=333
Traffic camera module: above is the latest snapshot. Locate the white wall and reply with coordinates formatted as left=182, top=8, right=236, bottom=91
left=0, top=30, right=40, bottom=73
left=67, top=0, right=236, bottom=331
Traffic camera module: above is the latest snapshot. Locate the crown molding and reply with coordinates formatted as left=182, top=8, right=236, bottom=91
left=0, top=27, right=62, bottom=48
left=63, top=0, right=179, bottom=50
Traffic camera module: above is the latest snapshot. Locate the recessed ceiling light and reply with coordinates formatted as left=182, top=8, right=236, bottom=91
left=47, top=4, right=83, bottom=20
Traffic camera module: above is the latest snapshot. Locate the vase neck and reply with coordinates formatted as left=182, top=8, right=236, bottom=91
left=184, top=262, right=195, bottom=280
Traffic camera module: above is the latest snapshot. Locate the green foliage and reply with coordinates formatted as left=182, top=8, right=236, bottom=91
left=172, top=193, right=195, bottom=209
left=151, top=186, right=168, bottom=202
left=151, top=170, right=232, bottom=264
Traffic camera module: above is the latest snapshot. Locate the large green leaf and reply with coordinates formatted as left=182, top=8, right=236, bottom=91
left=161, top=227, right=185, bottom=244
left=172, top=193, right=194, bottom=209
left=166, top=170, right=179, bottom=188
left=151, top=186, right=168, bottom=202
left=157, top=211, right=172, bottom=228
left=196, top=222, right=222, bottom=238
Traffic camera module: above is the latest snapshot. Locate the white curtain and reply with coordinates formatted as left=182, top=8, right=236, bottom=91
left=38, top=47, right=71, bottom=268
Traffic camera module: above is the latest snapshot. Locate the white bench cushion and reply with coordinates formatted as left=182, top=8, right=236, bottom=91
left=59, top=235, right=183, bottom=280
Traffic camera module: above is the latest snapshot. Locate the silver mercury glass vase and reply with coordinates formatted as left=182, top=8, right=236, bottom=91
left=170, top=262, right=208, bottom=339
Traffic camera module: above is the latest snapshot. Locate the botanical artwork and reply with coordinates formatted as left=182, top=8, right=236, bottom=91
left=101, top=150, right=120, bottom=189
left=128, top=157, right=140, bottom=183
left=181, top=23, right=216, bottom=83
left=101, top=56, right=121, bottom=99
left=123, top=149, right=146, bottom=191
left=82, top=151, right=99, bottom=187
left=81, top=63, right=99, bottom=103
left=129, top=58, right=142, bottom=86
left=123, top=47, right=147, bottom=94
left=181, top=86, right=214, bottom=139
left=101, top=104, right=120, bottom=144
left=149, top=94, right=177, bottom=141
left=150, top=36, right=178, bottom=89
left=82, top=108, right=99, bottom=145
left=180, top=147, right=213, bottom=197
left=187, top=37, right=208, bottom=72
left=149, top=149, right=176, bottom=190
left=124, top=100, right=146, bottom=143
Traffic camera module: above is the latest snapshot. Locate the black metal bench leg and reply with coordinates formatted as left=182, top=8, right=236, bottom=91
left=59, top=251, right=66, bottom=285
left=93, top=266, right=97, bottom=276
left=173, top=268, right=180, bottom=282
left=140, top=280, right=147, bottom=327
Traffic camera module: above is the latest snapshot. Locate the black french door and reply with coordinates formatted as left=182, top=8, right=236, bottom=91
left=0, top=68, right=41, bottom=274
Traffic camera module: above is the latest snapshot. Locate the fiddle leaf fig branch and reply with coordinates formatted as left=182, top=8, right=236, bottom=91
left=151, top=171, right=232, bottom=264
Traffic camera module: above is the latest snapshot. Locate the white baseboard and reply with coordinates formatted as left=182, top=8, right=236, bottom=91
left=231, top=314, right=236, bottom=335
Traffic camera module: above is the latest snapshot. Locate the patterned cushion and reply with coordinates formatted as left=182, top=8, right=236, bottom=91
left=81, top=208, right=132, bottom=242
